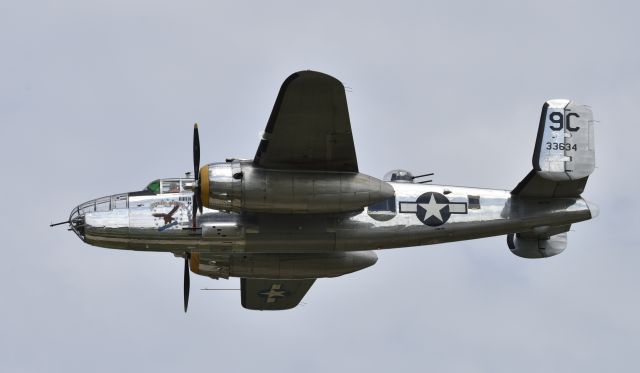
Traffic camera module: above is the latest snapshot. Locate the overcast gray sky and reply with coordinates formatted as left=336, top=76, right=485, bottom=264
left=1, top=0, right=638, bottom=372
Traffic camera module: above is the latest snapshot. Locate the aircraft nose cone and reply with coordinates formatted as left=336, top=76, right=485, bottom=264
left=584, top=199, right=600, bottom=219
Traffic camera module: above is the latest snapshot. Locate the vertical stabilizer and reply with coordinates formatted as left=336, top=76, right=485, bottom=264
left=533, top=99, right=595, bottom=181
left=514, top=100, right=596, bottom=197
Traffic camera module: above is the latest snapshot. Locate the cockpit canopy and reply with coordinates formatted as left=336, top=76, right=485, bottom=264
left=142, top=178, right=194, bottom=195
left=383, top=169, right=415, bottom=183
left=145, top=180, right=160, bottom=194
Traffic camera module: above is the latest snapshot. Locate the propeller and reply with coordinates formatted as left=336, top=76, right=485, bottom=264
left=192, top=123, right=201, bottom=228
left=184, top=252, right=190, bottom=312
left=184, top=123, right=201, bottom=312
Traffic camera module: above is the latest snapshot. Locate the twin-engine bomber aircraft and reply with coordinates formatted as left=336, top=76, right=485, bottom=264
left=52, top=71, right=598, bottom=311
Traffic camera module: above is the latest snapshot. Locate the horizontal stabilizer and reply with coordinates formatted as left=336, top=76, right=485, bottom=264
left=512, top=170, right=587, bottom=198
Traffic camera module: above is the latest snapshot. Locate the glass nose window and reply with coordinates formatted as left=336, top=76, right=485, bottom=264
left=111, top=193, right=129, bottom=209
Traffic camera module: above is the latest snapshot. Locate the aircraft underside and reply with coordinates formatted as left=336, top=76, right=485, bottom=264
left=54, top=71, right=599, bottom=310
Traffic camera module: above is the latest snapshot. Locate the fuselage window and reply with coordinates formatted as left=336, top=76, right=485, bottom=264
left=468, top=195, right=481, bottom=209
left=368, top=197, right=397, bottom=213
left=367, top=196, right=397, bottom=221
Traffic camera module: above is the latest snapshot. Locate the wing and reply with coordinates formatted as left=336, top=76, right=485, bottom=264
left=253, top=71, right=358, bottom=172
left=241, top=278, right=315, bottom=310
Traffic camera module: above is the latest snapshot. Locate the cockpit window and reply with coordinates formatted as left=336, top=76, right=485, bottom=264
left=161, top=180, right=180, bottom=194
left=146, top=180, right=160, bottom=194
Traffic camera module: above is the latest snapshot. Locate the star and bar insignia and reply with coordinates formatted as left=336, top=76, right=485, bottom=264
left=259, top=284, right=289, bottom=303
left=400, top=192, right=468, bottom=226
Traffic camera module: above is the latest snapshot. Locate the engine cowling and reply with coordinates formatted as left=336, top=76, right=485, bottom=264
left=190, top=251, right=378, bottom=279
left=199, top=160, right=394, bottom=214
left=507, top=232, right=567, bottom=259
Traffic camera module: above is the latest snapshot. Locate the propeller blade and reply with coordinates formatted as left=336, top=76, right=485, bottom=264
left=193, top=123, right=200, bottom=178
left=184, top=253, right=190, bottom=312
left=192, top=123, right=200, bottom=229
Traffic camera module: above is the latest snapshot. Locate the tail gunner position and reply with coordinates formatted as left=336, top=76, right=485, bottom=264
left=52, top=71, right=599, bottom=311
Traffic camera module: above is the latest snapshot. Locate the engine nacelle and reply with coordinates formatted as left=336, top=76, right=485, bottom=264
left=507, top=232, right=567, bottom=259
left=190, top=251, right=378, bottom=279
left=199, top=160, right=394, bottom=214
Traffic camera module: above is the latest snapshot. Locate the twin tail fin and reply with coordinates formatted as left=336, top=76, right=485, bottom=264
left=513, top=99, right=595, bottom=198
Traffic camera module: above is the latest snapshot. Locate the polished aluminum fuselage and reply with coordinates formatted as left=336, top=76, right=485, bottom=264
left=72, top=181, right=594, bottom=255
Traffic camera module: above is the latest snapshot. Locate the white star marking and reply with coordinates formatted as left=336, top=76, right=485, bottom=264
left=418, top=195, right=447, bottom=222
left=260, top=284, right=286, bottom=303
